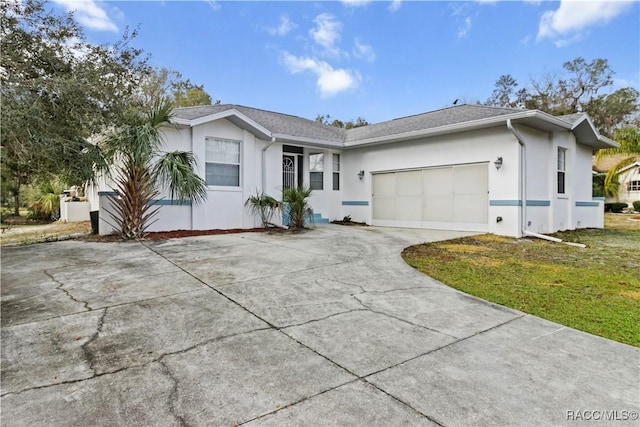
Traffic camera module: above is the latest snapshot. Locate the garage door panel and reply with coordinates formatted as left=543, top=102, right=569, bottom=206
left=454, top=164, right=488, bottom=195
left=396, top=170, right=422, bottom=196
left=423, top=168, right=453, bottom=196
left=423, top=195, right=453, bottom=222
left=396, top=196, right=421, bottom=221
left=372, top=163, right=488, bottom=229
left=372, top=173, right=395, bottom=196
left=373, top=197, right=396, bottom=220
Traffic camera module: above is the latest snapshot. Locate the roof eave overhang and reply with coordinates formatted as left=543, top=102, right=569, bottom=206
left=343, top=111, right=569, bottom=148
left=570, top=116, right=618, bottom=149
left=272, top=133, right=343, bottom=149
left=172, top=109, right=272, bottom=140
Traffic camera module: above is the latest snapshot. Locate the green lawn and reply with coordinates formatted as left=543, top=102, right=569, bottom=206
left=402, top=219, right=640, bottom=347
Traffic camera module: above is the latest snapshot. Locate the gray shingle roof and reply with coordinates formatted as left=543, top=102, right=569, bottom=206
left=172, top=104, right=346, bottom=142
left=344, top=105, right=524, bottom=142
left=557, top=112, right=586, bottom=125
left=172, top=104, right=534, bottom=144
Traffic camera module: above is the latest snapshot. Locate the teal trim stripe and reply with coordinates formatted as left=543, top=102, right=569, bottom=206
left=489, top=200, right=551, bottom=207
left=527, top=200, right=551, bottom=207
left=576, top=201, right=599, bottom=207
left=490, top=200, right=522, bottom=206
left=99, top=192, right=191, bottom=206
left=593, top=197, right=605, bottom=201
left=342, top=200, right=369, bottom=206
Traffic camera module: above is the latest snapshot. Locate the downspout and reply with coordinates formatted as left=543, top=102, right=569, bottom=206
left=506, top=120, right=585, bottom=248
left=190, top=126, right=194, bottom=231
left=261, top=136, right=276, bottom=193
left=506, top=119, right=527, bottom=238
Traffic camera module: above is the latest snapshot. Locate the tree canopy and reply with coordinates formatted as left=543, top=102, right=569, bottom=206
left=0, top=0, right=214, bottom=214
left=315, top=114, right=369, bottom=129
left=138, top=67, right=216, bottom=109
left=484, top=57, right=639, bottom=137
left=1, top=0, right=149, bottom=205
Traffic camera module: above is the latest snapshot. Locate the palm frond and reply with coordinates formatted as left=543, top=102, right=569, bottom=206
left=152, top=151, right=208, bottom=205
left=245, top=190, right=279, bottom=227
left=282, top=186, right=313, bottom=229
left=596, top=126, right=640, bottom=162
left=603, top=156, right=637, bottom=198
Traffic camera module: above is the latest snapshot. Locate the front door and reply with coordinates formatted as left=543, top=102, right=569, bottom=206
left=283, top=154, right=303, bottom=189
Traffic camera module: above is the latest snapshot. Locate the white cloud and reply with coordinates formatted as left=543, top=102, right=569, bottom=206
left=457, top=16, right=472, bottom=38
left=537, top=0, right=634, bottom=45
left=281, top=52, right=359, bottom=97
left=353, top=38, right=376, bottom=62
left=52, top=0, right=118, bottom=32
left=341, top=0, right=372, bottom=7
left=388, top=0, right=402, bottom=12
left=310, top=13, right=343, bottom=52
left=268, top=15, right=297, bottom=36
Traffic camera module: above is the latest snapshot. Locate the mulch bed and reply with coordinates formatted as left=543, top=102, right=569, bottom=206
left=145, top=228, right=268, bottom=239
left=330, top=220, right=368, bottom=226
left=80, top=226, right=297, bottom=242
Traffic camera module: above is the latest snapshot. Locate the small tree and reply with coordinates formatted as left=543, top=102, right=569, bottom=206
left=596, top=127, right=640, bottom=198
left=99, top=102, right=207, bottom=239
left=282, top=186, right=313, bottom=229
left=245, top=191, right=279, bottom=228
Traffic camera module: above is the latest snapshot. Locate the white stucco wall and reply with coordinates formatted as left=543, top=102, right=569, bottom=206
left=305, top=147, right=343, bottom=222
left=573, top=144, right=604, bottom=229
left=95, top=115, right=603, bottom=236
left=342, top=126, right=521, bottom=236
left=520, top=126, right=553, bottom=234
left=187, top=120, right=253, bottom=230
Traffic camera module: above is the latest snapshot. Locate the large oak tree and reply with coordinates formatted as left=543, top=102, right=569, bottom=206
left=1, top=0, right=149, bottom=213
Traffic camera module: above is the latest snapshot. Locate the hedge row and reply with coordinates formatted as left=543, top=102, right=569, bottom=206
left=604, top=203, right=629, bottom=213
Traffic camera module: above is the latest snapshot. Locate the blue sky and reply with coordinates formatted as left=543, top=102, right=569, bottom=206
left=53, top=0, right=639, bottom=123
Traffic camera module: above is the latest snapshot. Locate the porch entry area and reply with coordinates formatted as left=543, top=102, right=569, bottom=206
left=283, top=145, right=304, bottom=190
left=281, top=145, right=329, bottom=225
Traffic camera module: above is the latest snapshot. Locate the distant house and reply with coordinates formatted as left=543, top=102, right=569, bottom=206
left=95, top=104, right=616, bottom=237
left=593, top=154, right=640, bottom=209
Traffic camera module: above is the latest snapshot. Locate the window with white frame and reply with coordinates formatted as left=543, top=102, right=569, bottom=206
left=205, top=137, right=240, bottom=186
left=332, top=153, right=340, bottom=191
left=628, top=180, right=640, bottom=191
left=557, top=147, right=566, bottom=194
left=310, top=153, right=324, bottom=190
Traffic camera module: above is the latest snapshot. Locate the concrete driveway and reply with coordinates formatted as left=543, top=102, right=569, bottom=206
left=1, top=225, right=638, bottom=426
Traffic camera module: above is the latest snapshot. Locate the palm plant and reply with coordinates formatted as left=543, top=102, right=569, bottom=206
left=99, top=102, right=207, bottom=239
left=245, top=191, right=279, bottom=228
left=27, top=178, right=65, bottom=221
left=282, top=186, right=313, bottom=229
left=595, top=127, right=640, bottom=198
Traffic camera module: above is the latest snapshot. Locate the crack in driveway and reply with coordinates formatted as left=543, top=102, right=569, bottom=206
left=44, top=269, right=93, bottom=311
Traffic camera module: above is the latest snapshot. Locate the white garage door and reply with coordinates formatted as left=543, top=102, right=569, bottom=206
left=372, top=163, right=488, bottom=231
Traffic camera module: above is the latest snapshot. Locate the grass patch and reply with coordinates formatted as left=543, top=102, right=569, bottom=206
left=0, top=221, right=91, bottom=246
left=604, top=212, right=640, bottom=231
left=402, top=226, right=640, bottom=347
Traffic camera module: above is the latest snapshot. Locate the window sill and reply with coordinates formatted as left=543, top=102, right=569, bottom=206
left=207, top=186, right=243, bottom=192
